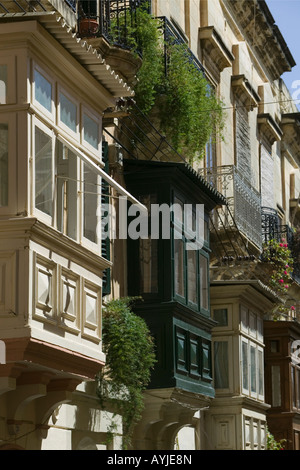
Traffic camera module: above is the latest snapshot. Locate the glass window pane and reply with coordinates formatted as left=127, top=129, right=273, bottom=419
left=250, top=345, right=256, bottom=393
left=213, top=308, right=228, bottom=327
left=258, top=350, right=264, bottom=396
left=187, top=250, right=197, bottom=304
left=60, top=92, right=77, bottom=133
left=200, top=254, right=208, bottom=310
left=271, top=365, right=281, bottom=406
left=214, top=341, right=229, bottom=389
left=84, top=114, right=98, bottom=149
left=35, top=127, right=53, bottom=216
left=34, top=69, right=52, bottom=112
left=0, top=65, right=7, bottom=104
left=140, top=238, right=158, bottom=293
left=242, top=341, right=248, bottom=390
left=0, top=123, right=8, bottom=207
left=56, top=142, right=78, bottom=240
left=174, top=237, right=184, bottom=297
left=83, top=163, right=98, bottom=243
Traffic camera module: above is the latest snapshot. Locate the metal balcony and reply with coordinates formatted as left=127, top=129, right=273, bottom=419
left=199, top=165, right=262, bottom=249
left=77, top=0, right=150, bottom=48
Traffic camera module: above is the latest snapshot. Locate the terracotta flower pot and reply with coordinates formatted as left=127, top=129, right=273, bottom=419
left=79, top=19, right=99, bottom=37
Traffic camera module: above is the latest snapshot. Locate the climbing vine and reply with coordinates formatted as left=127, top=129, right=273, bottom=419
left=97, top=297, right=156, bottom=449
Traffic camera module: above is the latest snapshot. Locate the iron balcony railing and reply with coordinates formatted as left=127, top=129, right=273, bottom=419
left=261, top=207, right=300, bottom=282
left=158, top=16, right=205, bottom=75
left=77, top=0, right=150, bottom=49
left=199, top=165, right=262, bottom=249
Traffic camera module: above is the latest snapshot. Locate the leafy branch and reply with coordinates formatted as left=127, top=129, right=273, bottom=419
left=97, top=297, right=156, bottom=449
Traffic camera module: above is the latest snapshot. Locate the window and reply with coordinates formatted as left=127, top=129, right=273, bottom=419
left=242, top=341, right=249, bottom=391
left=0, top=65, right=7, bottom=104
left=59, top=90, right=78, bottom=135
left=83, top=112, right=99, bottom=151
left=214, top=341, right=229, bottom=389
left=34, top=68, right=52, bottom=114
left=174, top=237, right=185, bottom=298
left=56, top=141, right=78, bottom=240
left=271, top=365, right=281, bottom=407
left=83, top=162, right=100, bottom=245
left=140, top=238, right=158, bottom=294
left=34, top=124, right=53, bottom=218
left=0, top=123, right=8, bottom=207
left=172, top=192, right=210, bottom=314
left=200, top=254, right=209, bottom=310
left=213, top=308, right=228, bottom=327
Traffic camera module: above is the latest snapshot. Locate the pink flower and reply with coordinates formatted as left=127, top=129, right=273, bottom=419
left=291, top=306, right=295, bottom=311
left=284, top=285, right=289, bottom=289
left=286, top=264, right=289, bottom=268
left=284, top=244, right=288, bottom=248
left=279, top=279, right=284, bottom=283
left=280, top=243, right=283, bottom=247
left=284, top=271, right=288, bottom=275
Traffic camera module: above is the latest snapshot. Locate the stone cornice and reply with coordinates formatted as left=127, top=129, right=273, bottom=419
left=257, top=113, right=283, bottom=145
left=221, top=0, right=296, bottom=81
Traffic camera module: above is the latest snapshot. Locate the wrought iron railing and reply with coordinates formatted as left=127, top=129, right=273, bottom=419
left=158, top=16, right=205, bottom=75
left=199, top=165, right=262, bottom=249
left=261, top=207, right=300, bottom=283
left=77, top=0, right=150, bottom=48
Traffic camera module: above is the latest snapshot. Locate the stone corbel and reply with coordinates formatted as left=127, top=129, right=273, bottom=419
left=281, top=113, right=300, bottom=157
left=231, top=74, right=260, bottom=111
left=199, top=26, right=234, bottom=72
left=257, top=113, right=283, bottom=145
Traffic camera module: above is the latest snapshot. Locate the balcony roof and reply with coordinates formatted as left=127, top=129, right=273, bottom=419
left=0, top=10, right=134, bottom=99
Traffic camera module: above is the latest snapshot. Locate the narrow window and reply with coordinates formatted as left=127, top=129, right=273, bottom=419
left=83, top=163, right=99, bottom=244
left=60, top=92, right=77, bottom=133
left=242, top=341, right=249, bottom=391
left=34, top=69, right=52, bottom=113
left=0, top=65, right=7, bottom=104
left=174, top=237, right=185, bottom=297
left=187, top=249, right=197, bottom=304
left=83, top=113, right=98, bottom=150
left=35, top=127, right=53, bottom=216
left=271, top=365, right=281, bottom=406
left=200, top=254, right=208, bottom=310
left=56, top=141, right=78, bottom=240
left=0, top=123, right=8, bottom=207
left=214, top=341, right=229, bottom=389
left=250, top=345, right=257, bottom=393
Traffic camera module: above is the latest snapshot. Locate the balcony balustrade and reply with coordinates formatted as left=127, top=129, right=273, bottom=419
left=199, top=165, right=262, bottom=250
left=77, top=0, right=150, bottom=48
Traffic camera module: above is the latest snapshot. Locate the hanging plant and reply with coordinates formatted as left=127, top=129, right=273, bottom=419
left=97, top=297, right=156, bottom=449
left=261, top=238, right=295, bottom=319
left=159, top=42, right=224, bottom=160
left=109, top=3, right=224, bottom=162
left=266, top=426, right=286, bottom=450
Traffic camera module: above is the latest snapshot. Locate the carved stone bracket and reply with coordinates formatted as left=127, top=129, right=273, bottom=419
left=199, top=26, right=234, bottom=72
left=258, top=113, right=283, bottom=146
left=231, top=74, right=260, bottom=111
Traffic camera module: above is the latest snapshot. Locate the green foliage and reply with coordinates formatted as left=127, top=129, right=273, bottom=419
left=97, top=297, right=156, bottom=449
left=109, top=3, right=224, bottom=162
left=262, top=238, right=295, bottom=319
left=266, top=427, right=286, bottom=450
left=159, top=43, right=224, bottom=160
